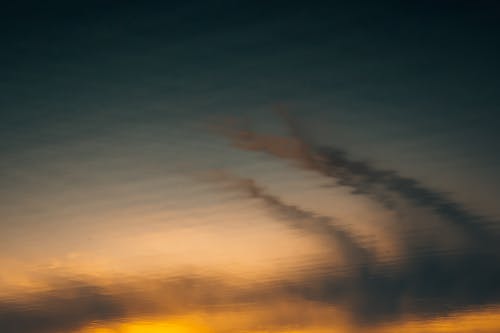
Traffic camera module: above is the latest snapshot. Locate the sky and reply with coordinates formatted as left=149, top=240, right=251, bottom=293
left=1, top=1, right=500, bottom=332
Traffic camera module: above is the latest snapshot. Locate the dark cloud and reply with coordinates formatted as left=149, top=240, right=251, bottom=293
left=203, top=171, right=500, bottom=324
left=0, top=274, right=350, bottom=333
left=209, top=113, right=500, bottom=324
left=0, top=281, right=125, bottom=333
left=0, top=276, right=235, bottom=333
left=216, top=112, right=499, bottom=248
left=2, top=249, right=500, bottom=331
left=266, top=245, right=500, bottom=324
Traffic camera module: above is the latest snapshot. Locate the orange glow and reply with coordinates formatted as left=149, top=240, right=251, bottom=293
left=79, top=307, right=500, bottom=333
left=80, top=315, right=213, bottom=333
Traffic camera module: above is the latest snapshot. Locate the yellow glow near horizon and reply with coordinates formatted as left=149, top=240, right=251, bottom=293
left=78, top=306, right=348, bottom=333
left=79, top=307, right=500, bottom=333
left=82, top=315, right=214, bottom=333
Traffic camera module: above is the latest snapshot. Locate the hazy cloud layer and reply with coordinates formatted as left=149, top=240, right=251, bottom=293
left=3, top=114, right=499, bottom=332
left=2, top=248, right=500, bottom=331
left=0, top=282, right=125, bottom=333
left=0, top=276, right=239, bottom=333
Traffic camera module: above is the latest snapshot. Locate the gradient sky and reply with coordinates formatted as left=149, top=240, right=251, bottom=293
left=1, top=1, right=500, bottom=332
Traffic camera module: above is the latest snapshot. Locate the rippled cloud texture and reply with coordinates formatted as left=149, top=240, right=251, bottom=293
left=2, top=1, right=500, bottom=332
left=2, top=115, right=500, bottom=333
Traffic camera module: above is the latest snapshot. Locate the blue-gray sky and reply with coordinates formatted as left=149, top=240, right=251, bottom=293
left=1, top=1, right=500, bottom=332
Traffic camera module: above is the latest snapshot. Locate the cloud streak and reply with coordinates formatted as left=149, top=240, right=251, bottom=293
left=202, top=170, right=500, bottom=324
left=214, top=112, right=499, bottom=247
left=203, top=170, right=372, bottom=267
left=3, top=114, right=499, bottom=332
left=207, top=112, right=500, bottom=324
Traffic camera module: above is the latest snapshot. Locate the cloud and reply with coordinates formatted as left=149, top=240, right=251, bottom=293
left=201, top=171, right=500, bottom=324
left=3, top=113, right=499, bottom=331
left=202, top=170, right=372, bottom=267
left=0, top=276, right=237, bottom=333
left=2, top=250, right=500, bottom=331
left=279, top=249, right=500, bottom=325
left=214, top=111, right=499, bottom=248
left=207, top=112, right=500, bottom=324
left=0, top=281, right=125, bottom=333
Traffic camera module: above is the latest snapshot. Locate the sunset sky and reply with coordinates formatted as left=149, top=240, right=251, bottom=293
left=1, top=1, right=500, bottom=332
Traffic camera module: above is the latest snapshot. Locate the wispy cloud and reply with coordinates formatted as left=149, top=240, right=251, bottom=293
left=207, top=112, right=500, bottom=324
left=202, top=170, right=372, bottom=267
left=200, top=170, right=500, bottom=324
left=214, top=111, right=498, bottom=247
left=3, top=114, right=499, bottom=332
